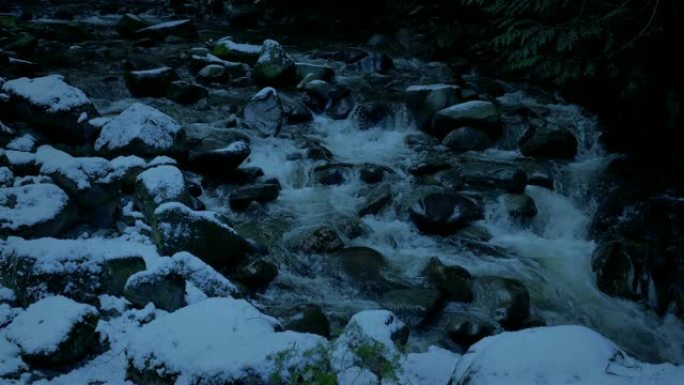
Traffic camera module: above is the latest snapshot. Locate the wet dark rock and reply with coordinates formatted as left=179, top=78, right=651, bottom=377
left=243, top=87, right=283, bottom=136
left=360, top=164, right=385, bottom=184
left=116, top=14, right=150, bottom=38
left=501, top=194, right=538, bottom=221
left=353, top=52, right=393, bottom=74
left=432, top=100, right=501, bottom=140
left=528, top=172, right=554, bottom=189
left=441, top=310, right=500, bottom=349
left=280, top=304, right=331, bottom=339
left=378, top=288, right=443, bottom=327
left=252, top=39, right=297, bottom=87
left=166, top=80, right=207, bottom=104
left=279, top=92, right=313, bottom=124
left=442, top=126, right=492, bottom=153
left=592, top=240, right=639, bottom=299
left=124, top=270, right=187, bottom=312
left=357, top=184, right=392, bottom=217
left=314, top=164, right=351, bottom=186
left=134, top=19, right=198, bottom=41
left=519, top=123, right=578, bottom=160
left=408, top=160, right=450, bottom=176
left=332, top=247, right=398, bottom=294
left=350, top=102, right=391, bottom=130
left=188, top=140, right=251, bottom=178
left=233, top=259, right=278, bottom=291
left=153, top=202, right=250, bottom=272
left=462, top=75, right=506, bottom=97
left=101, top=256, right=147, bottom=297
left=405, top=84, right=461, bottom=131
left=296, top=63, right=335, bottom=83
left=410, top=192, right=484, bottom=235
left=197, top=64, right=229, bottom=83
left=125, top=67, right=178, bottom=98
left=472, top=276, right=530, bottom=330
left=297, top=225, right=344, bottom=253
left=229, top=183, right=280, bottom=210
left=325, top=85, right=354, bottom=120
left=422, top=257, right=473, bottom=302
left=461, top=168, right=528, bottom=194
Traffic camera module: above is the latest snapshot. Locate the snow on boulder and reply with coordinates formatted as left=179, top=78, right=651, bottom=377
left=125, top=298, right=327, bottom=385
left=0, top=149, right=37, bottom=175
left=1, top=75, right=98, bottom=143
left=171, top=252, right=239, bottom=298
left=95, top=103, right=186, bottom=157
left=124, top=261, right=187, bottom=312
left=0, top=237, right=153, bottom=306
left=398, top=346, right=460, bottom=385
left=451, top=325, right=684, bottom=385
left=5, top=133, right=37, bottom=152
left=134, top=19, right=198, bottom=40
left=152, top=202, right=250, bottom=272
left=135, top=165, right=190, bottom=220
left=4, top=296, right=99, bottom=366
left=0, top=183, right=77, bottom=238
left=0, top=336, right=27, bottom=379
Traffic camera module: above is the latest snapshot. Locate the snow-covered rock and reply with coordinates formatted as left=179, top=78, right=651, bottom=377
left=451, top=325, right=684, bottom=385
left=124, top=262, right=187, bottom=312
left=0, top=336, right=26, bottom=379
left=135, top=165, right=189, bottom=219
left=125, top=298, right=327, bottom=385
left=0, top=167, right=13, bottom=187
left=5, top=134, right=36, bottom=152
left=252, top=39, right=297, bottom=86
left=95, top=103, right=186, bottom=157
left=0, top=149, right=37, bottom=175
left=0, top=183, right=77, bottom=238
left=244, top=87, right=283, bottom=136
left=171, top=252, right=239, bottom=298
left=152, top=202, right=250, bottom=272
left=1, top=75, right=98, bottom=143
left=4, top=296, right=99, bottom=366
left=398, top=346, right=460, bottom=385
left=213, top=37, right=261, bottom=64
left=0, top=236, right=154, bottom=306
left=134, top=19, right=198, bottom=40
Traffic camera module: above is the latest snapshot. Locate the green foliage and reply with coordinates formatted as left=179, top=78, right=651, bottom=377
left=352, top=340, right=402, bottom=383
left=268, top=344, right=338, bottom=385
left=459, top=0, right=662, bottom=84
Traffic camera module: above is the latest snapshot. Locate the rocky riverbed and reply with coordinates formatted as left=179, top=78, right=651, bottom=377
left=1, top=1, right=683, bottom=384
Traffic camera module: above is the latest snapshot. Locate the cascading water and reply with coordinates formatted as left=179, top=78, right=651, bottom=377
left=204, top=89, right=684, bottom=364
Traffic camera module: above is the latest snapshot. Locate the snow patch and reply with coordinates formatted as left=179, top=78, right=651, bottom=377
left=0, top=184, right=70, bottom=231
left=1, top=75, right=92, bottom=113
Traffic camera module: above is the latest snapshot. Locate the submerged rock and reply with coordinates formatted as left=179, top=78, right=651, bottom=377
left=135, top=165, right=191, bottom=220
left=410, top=192, right=483, bottom=235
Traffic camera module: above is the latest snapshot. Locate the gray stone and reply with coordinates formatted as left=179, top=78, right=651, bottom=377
left=442, top=126, right=492, bottom=152
left=410, top=192, right=483, bottom=235
left=243, top=87, right=283, bottom=136
left=252, top=39, right=297, bottom=86
left=433, top=100, right=500, bottom=139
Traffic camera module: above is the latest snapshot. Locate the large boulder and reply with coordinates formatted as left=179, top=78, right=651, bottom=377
left=124, top=67, right=178, bottom=98
left=0, top=237, right=149, bottom=306
left=0, top=184, right=77, bottom=238
left=410, top=192, right=483, bottom=235
left=422, top=257, right=473, bottom=302
left=166, top=80, right=207, bottom=105
left=125, top=298, right=327, bottom=385
left=442, top=126, right=492, bottom=153
left=405, top=84, right=461, bottom=131
left=188, top=140, right=251, bottom=178
left=4, top=296, right=99, bottom=366
left=460, top=167, right=528, bottom=194
left=519, top=123, right=578, bottom=160
left=124, top=264, right=187, bottom=312
left=152, top=202, right=250, bottom=272
left=135, top=165, right=191, bottom=220
left=450, top=325, right=683, bottom=385
left=95, top=103, right=186, bottom=157
left=213, top=37, right=261, bottom=64
left=378, top=288, right=443, bottom=327
left=432, top=100, right=500, bottom=139
left=1, top=75, right=98, bottom=143
left=252, top=39, right=297, bottom=87
left=332, top=247, right=399, bottom=294
left=243, top=87, right=283, bottom=136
